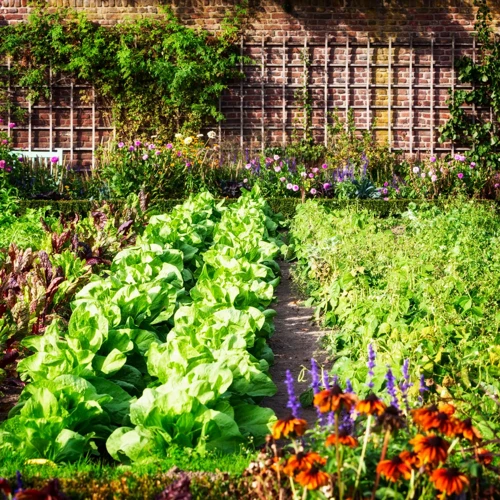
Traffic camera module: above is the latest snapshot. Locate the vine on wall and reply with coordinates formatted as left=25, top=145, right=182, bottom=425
left=440, top=0, right=500, bottom=177
left=0, top=5, right=247, bottom=139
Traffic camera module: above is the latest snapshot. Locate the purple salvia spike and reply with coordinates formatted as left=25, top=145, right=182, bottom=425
left=367, top=343, right=376, bottom=390
left=385, top=367, right=399, bottom=409
left=285, top=370, right=301, bottom=418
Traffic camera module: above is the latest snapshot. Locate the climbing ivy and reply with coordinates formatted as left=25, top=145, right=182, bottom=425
left=439, top=0, right=500, bottom=171
left=0, top=5, right=247, bottom=138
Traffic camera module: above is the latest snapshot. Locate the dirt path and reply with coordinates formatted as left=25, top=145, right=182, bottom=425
left=261, top=260, right=330, bottom=424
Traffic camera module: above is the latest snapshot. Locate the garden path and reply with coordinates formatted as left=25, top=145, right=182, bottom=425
left=261, top=260, right=330, bottom=425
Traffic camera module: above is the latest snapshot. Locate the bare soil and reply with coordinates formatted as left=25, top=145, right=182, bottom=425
left=261, top=260, right=330, bottom=424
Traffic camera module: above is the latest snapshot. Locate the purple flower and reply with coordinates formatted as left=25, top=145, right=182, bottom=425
left=385, top=367, right=399, bottom=409
left=142, top=154, right=149, bottom=160
left=323, top=182, right=331, bottom=190
left=129, top=146, right=135, bottom=152
left=322, top=367, right=330, bottom=390
left=156, top=150, right=161, bottom=155
left=430, top=156, right=436, bottom=163
left=166, top=143, right=173, bottom=149
left=495, top=183, right=500, bottom=189
left=134, top=140, right=141, bottom=147
left=470, top=162, right=476, bottom=168
left=400, top=359, right=413, bottom=411
left=457, top=172, right=464, bottom=179
left=185, top=162, right=192, bottom=168
left=118, top=142, right=124, bottom=148
left=384, top=182, right=389, bottom=187
left=382, top=188, right=388, bottom=195
left=310, top=188, right=317, bottom=195
left=50, top=156, right=59, bottom=164
left=292, top=184, right=299, bottom=192
left=8, top=122, right=15, bottom=128
left=418, top=374, right=429, bottom=403
left=5, top=167, right=11, bottom=172
left=345, top=378, right=353, bottom=393
left=321, top=163, right=328, bottom=169
left=18, top=156, right=23, bottom=162
left=177, top=151, right=182, bottom=157
left=0, top=160, right=5, bottom=169
left=16, top=471, right=23, bottom=493
left=285, top=370, right=301, bottom=418
left=310, top=359, right=324, bottom=422
left=367, top=343, right=376, bottom=389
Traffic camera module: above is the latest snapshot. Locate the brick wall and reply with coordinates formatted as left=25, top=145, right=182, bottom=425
left=0, top=0, right=495, bottom=165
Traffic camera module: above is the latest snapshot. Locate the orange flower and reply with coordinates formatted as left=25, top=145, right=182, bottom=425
left=457, top=418, right=482, bottom=443
left=430, top=468, right=469, bottom=496
left=295, top=466, right=331, bottom=490
left=272, top=416, right=308, bottom=440
left=399, top=450, right=422, bottom=469
left=376, top=455, right=412, bottom=482
left=313, top=385, right=358, bottom=414
left=476, top=448, right=493, bottom=466
left=283, top=452, right=326, bottom=476
left=325, top=431, right=359, bottom=448
left=356, top=393, right=387, bottom=416
left=410, top=434, right=449, bottom=465
left=413, top=404, right=459, bottom=436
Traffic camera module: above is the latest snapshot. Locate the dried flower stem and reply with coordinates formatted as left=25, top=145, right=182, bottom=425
left=371, top=428, right=391, bottom=500
left=334, top=413, right=344, bottom=500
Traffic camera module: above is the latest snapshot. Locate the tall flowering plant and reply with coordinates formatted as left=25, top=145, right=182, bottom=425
left=406, top=154, right=497, bottom=199
left=246, top=348, right=499, bottom=499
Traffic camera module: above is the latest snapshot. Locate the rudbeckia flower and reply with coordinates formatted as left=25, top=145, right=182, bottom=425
left=410, top=434, right=449, bottom=465
left=295, top=466, right=330, bottom=490
left=457, top=418, right=482, bottom=443
left=271, top=416, right=308, bottom=440
left=475, top=448, right=493, bottom=466
left=283, top=452, right=326, bottom=476
left=376, top=455, right=412, bottom=482
left=430, top=468, right=469, bottom=496
left=325, top=430, right=358, bottom=448
left=356, top=393, right=387, bottom=416
left=313, top=385, right=358, bottom=414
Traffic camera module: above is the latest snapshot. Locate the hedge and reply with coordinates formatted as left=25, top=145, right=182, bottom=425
left=18, top=197, right=498, bottom=220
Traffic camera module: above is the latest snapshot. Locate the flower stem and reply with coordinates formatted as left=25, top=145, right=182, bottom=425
left=334, top=413, right=343, bottom=500
left=354, top=414, right=372, bottom=494
left=371, top=429, right=391, bottom=500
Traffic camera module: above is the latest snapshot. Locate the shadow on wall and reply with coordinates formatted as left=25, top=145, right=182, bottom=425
left=165, top=0, right=500, bottom=40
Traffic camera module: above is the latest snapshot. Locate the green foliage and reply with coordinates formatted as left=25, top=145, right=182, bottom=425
left=289, top=199, right=500, bottom=426
left=439, top=0, right=500, bottom=189
left=0, top=189, right=281, bottom=463
left=0, top=6, right=245, bottom=139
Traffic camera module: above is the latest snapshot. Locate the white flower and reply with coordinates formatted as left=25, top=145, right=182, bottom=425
left=273, top=154, right=280, bottom=161
left=245, top=163, right=252, bottom=170
left=431, top=175, right=438, bottom=182
left=300, top=172, right=307, bottom=178
left=274, top=166, right=281, bottom=173
left=197, top=133, right=204, bottom=138
left=175, top=133, right=183, bottom=139
left=183, top=137, right=193, bottom=145
left=413, top=166, right=420, bottom=174
left=421, top=173, right=426, bottom=179
left=207, top=131, right=217, bottom=139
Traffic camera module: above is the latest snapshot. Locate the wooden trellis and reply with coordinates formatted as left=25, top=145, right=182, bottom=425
left=0, top=33, right=487, bottom=166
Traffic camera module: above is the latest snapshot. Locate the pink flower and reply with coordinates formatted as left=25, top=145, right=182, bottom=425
left=312, top=167, right=319, bottom=173
left=1, top=140, right=7, bottom=145
left=148, top=144, right=156, bottom=150
left=430, top=156, right=436, bottom=163
left=166, top=143, right=173, bottom=149
left=0, top=160, right=5, bottom=169
left=308, top=173, right=314, bottom=178
left=470, top=162, right=476, bottom=168
left=273, top=154, right=280, bottom=161
left=431, top=175, right=438, bottom=182
left=129, top=146, right=135, bottom=152
left=280, top=177, right=286, bottom=182
left=383, top=197, right=389, bottom=201
left=243, top=178, right=248, bottom=183
left=185, top=162, right=191, bottom=167
left=177, top=152, right=182, bottom=157
left=494, top=183, right=500, bottom=189
left=118, top=142, right=124, bottom=148
left=286, top=183, right=293, bottom=189
left=458, top=172, right=464, bottom=179
left=292, top=184, right=299, bottom=192
left=310, top=188, right=317, bottom=195
left=421, top=173, right=426, bottom=179
left=135, top=140, right=141, bottom=147
left=323, top=182, right=331, bottom=190
left=245, top=163, right=252, bottom=170
left=142, top=154, right=149, bottom=160
left=8, top=122, right=15, bottom=128
left=274, top=166, right=281, bottom=173
left=50, top=156, right=59, bottom=164
left=155, top=150, right=161, bottom=155
left=321, top=163, right=328, bottom=169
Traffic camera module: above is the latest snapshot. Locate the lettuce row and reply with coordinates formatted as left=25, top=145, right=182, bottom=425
left=106, top=189, right=281, bottom=461
left=0, top=193, right=223, bottom=462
